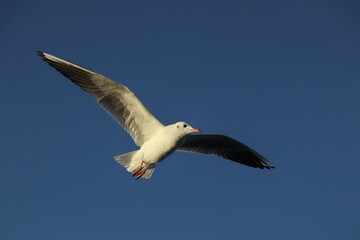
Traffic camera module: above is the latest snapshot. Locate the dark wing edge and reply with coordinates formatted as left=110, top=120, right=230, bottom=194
left=177, top=134, right=275, bottom=169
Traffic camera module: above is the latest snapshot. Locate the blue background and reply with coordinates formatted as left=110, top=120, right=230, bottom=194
left=1, top=1, right=359, bottom=239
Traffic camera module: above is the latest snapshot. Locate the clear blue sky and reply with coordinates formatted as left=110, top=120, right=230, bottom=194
left=1, top=1, right=359, bottom=239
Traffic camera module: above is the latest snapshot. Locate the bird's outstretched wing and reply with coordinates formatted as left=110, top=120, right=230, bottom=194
left=177, top=134, right=274, bottom=169
left=38, top=51, right=164, bottom=146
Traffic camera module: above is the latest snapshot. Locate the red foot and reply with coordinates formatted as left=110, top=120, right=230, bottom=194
left=132, top=161, right=144, bottom=177
left=135, top=170, right=146, bottom=179
left=133, top=163, right=154, bottom=179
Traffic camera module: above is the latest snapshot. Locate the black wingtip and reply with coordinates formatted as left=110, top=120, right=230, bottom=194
left=37, top=51, right=46, bottom=60
left=262, top=162, right=275, bottom=169
left=248, top=149, right=275, bottom=169
left=262, top=162, right=276, bottom=169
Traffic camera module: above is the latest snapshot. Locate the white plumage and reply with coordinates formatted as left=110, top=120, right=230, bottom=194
left=38, top=51, right=274, bottom=179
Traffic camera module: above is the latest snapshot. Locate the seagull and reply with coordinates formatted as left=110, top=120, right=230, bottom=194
left=38, top=51, right=274, bottom=179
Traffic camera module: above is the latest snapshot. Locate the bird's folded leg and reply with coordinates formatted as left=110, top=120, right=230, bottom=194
left=132, top=161, right=144, bottom=177
left=134, top=170, right=146, bottom=179
left=134, top=164, right=153, bottom=179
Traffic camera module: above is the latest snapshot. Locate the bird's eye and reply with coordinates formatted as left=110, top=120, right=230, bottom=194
left=183, top=124, right=187, bottom=128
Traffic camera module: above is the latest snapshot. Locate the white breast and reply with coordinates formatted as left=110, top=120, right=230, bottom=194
left=135, top=126, right=183, bottom=164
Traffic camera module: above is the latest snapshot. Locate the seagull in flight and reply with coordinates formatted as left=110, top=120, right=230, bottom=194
left=38, top=51, right=275, bottom=179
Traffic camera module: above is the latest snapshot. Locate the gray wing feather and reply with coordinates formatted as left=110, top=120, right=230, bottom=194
left=38, top=51, right=163, bottom=146
left=177, top=134, right=275, bottom=169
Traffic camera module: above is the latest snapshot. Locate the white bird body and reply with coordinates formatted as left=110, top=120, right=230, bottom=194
left=122, top=122, right=198, bottom=178
left=38, top=51, right=275, bottom=179
left=136, top=124, right=183, bottom=165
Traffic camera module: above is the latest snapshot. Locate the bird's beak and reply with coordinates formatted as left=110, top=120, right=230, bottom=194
left=190, top=128, right=201, bottom=132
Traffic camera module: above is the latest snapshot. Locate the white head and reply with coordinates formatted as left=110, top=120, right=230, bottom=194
left=173, top=121, right=201, bottom=137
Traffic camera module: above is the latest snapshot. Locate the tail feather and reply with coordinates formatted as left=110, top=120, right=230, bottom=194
left=114, top=151, right=155, bottom=179
left=142, top=167, right=155, bottom=179
left=114, top=151, right=138, bottom=171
